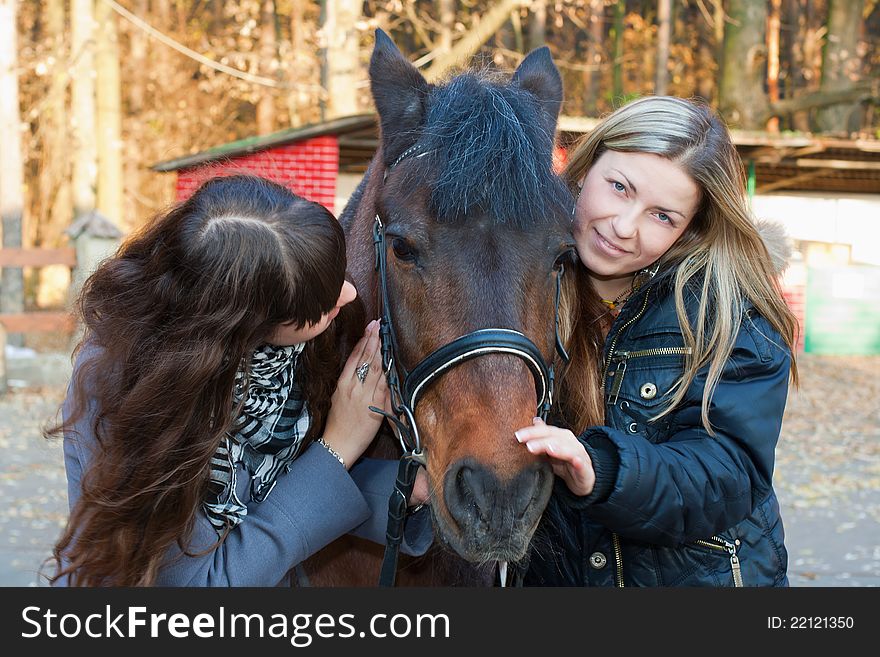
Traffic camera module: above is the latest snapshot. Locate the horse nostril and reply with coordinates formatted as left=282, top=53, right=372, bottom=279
left=456, top=466, right=478, bottom=511
left=445, top=463, right=487, bottom=528
left=513, top=465, right=547, bottom=514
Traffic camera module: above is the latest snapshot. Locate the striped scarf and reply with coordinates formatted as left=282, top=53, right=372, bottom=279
left=204, top=342, right=311, bottom=534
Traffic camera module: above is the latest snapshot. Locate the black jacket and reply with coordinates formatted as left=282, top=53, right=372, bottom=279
left=526, top=272, right=791, bottom=587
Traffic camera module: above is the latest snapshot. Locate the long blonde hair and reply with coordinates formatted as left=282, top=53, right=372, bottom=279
left=558, top=96, right=798, bottom=434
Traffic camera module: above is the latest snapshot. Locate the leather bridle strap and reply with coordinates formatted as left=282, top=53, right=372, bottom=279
left=372, top=214, right=559, bottom=448
left=404, top=328, right=551, bottom=414
left=377, top=452, right=423, bottom=588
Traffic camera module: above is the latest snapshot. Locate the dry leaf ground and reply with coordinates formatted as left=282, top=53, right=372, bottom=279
left=1, top=353, right=877, bottom=586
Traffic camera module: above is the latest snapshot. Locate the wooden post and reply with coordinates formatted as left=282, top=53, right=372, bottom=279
left=65, top=210, right=122, bottom=301
left=0, top=321, right=6, bottom=395
left=65, top=211, right=122, bottom=349
left=0, top=0, right=26, bottom=348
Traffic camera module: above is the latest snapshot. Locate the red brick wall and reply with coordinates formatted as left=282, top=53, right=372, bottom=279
left=175, top=136, right=339, bottom=210
left=781, top=283, right=807, bottom=352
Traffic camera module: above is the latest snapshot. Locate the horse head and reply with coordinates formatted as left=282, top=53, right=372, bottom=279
left=342, top=31, right=575, bottom=568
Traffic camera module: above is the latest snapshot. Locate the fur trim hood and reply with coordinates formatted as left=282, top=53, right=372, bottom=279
left=754, top=218, right=792, bottom=276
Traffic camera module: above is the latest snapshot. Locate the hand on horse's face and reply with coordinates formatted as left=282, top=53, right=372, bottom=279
left=514, top=418, right=596, bottom=497
left=322, top=320, right=390, bottom=469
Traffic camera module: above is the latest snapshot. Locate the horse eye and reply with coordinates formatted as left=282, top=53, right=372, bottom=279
left=391, top=237, right=417, bottom=262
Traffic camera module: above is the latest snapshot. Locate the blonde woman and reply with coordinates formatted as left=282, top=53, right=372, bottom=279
left=517, top=96, right=798, bottom=587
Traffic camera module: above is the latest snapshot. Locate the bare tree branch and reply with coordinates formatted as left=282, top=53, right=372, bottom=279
left=765, top=80, right=879, bottom=120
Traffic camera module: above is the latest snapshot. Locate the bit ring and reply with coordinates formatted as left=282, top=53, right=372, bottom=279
left=356, top=362, right=370, bottom=383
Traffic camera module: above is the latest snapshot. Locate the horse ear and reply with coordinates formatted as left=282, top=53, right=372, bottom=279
left=369, top=29, right=431, bottom=165
left=512, top=47, right=564, bottom=128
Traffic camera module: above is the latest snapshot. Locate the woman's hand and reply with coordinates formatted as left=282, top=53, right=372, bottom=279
left=514, top=417, right=596, bottom=497
left=321, top=320, right=390, bottom=469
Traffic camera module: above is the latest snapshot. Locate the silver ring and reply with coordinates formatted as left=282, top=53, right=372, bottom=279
left=356, top=362, right=370, bottom=383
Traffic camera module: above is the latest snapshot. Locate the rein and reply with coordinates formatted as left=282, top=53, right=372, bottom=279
left=369, top=146, right=569, bottom=587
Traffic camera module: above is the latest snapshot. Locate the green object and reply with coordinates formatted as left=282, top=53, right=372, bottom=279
left=805, top=265, right=880, bottom=355
left=747, top=159, right=756, bottom=199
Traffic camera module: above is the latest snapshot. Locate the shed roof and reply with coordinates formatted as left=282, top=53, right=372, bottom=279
left=151, top=113, right=880, bottom=194
left=150, top=114, right=377, bottom=172
left=728, top=133, right=880, bottom=194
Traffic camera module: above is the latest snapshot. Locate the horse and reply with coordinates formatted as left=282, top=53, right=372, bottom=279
left=302, top=30, right=576, bottom=586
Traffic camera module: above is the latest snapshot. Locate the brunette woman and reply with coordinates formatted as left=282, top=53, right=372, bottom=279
left=49, top=175, right=428, bottom=586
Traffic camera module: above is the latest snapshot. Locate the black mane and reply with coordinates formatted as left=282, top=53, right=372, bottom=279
left=400, top=72, right=573, bottom=228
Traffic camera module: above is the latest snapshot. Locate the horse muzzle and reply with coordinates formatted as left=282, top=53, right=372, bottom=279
left=437, top=457, right=553, bottom=563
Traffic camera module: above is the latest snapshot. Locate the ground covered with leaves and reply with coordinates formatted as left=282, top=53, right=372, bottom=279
left=0, top=354, right=877, bottom=586
left=774, top=355, right=880, bottom=586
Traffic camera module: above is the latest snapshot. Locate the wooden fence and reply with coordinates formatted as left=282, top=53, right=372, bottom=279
left=0, top=247, right=78, bottom=333
left=0, top=213, right=121, bottom=393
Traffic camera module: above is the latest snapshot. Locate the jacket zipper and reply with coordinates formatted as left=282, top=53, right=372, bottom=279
left=599, top=288, right=658, bottom=588
left=611, top=533, right=624, bottom=587
left=601, top=289, right=652, bottom=402
left=606, top=344, right=692, bottom=587
left=615, top=346, right=694, bottom=359
left=694, top=535, right=743, bottom=587
left=606, top=346, right=693, bottom=405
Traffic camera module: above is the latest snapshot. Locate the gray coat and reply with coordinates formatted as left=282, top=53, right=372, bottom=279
left=59, top=353, right=431, bottom=587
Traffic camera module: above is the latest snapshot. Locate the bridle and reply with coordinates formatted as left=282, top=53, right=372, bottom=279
left=370, top=144, right=570, bottom=586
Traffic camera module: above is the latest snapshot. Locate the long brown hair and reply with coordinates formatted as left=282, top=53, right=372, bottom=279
left=47, top=175, right=359, bottom=586
left=558, top=96, right=799, bottom=434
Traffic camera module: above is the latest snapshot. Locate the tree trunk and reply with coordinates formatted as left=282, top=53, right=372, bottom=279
left=719, top=0, right=769, bottom=129
left=258, top=0, right=277, bottom=135
left=0, top=0, right=25, bottom=342
left=611, top=0, right=625, bottom=102
left=780, top=0, right=795, bottom=128
left=816, top=0, right=866, bottom=133
left=96, top=0, right=123, bottom=226
left=583, top=0, right=604, bottom=114
left=425, top=0, right=518, bottom=81
left=695, top=1, right=717, bottom=103
left=509, top=6, right=524, bottom=54
left=438, top=0, right=455, bottom=54
left=71, top=0, right=96, bottom=220
left=128, top=0, right=147, bottom=114
left=710, top=0, right=725, bottom=102
left=41, top=0, right=71, bottom=244
left=655, top=0, right=671, bottom=94
left=155, top=0, right=173, bottom=79
left=30, top=0, right=72, bottom=310
left=528, top=0, right=547, bottom=51
left=713, top=0, right=725, bottom=45
left=785, top=0, right=811, bottom=131
left=322, top=0, right=362, bottom=119
left=288, top=0, right=306, bottom=126
left=124, top=0, right=147, bottom=239
left=767, top=0, right=782, bottom=131
left=495, top=8, right=517, bottom=53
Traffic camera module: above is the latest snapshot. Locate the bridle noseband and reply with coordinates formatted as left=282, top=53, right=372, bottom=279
left=372, top=145, right=570, bottom=586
